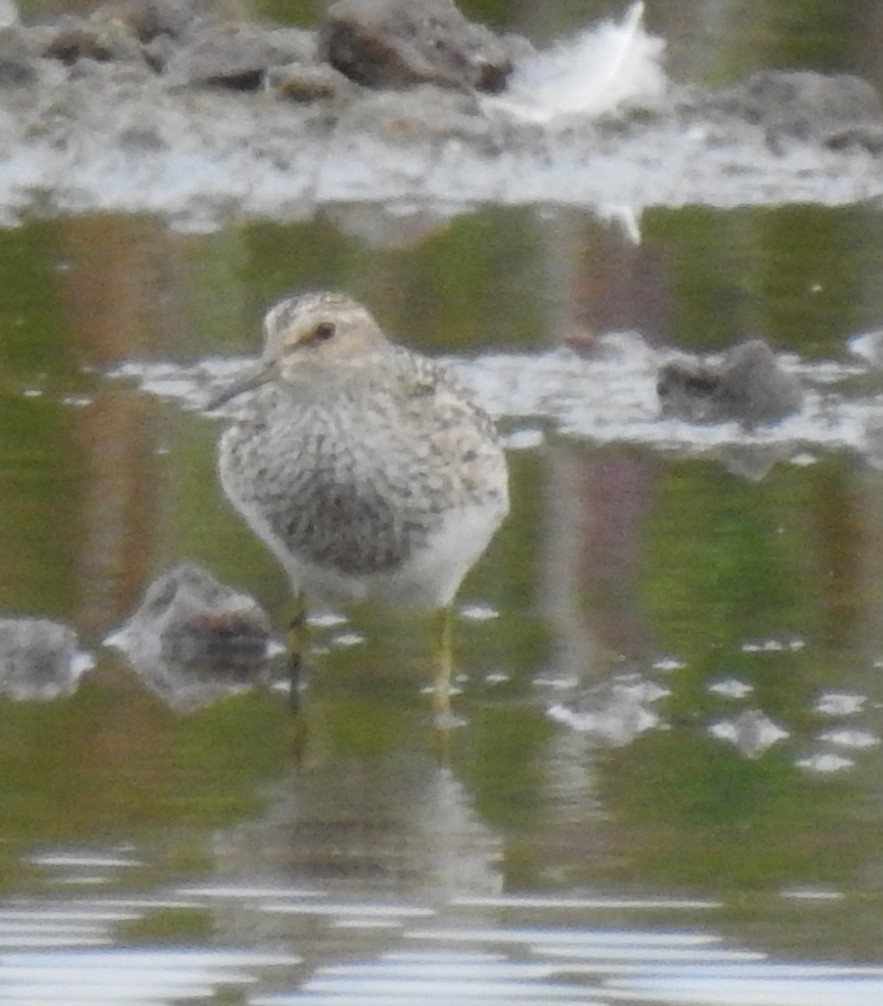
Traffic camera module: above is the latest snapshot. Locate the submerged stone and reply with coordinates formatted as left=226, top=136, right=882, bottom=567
left=112, top=563, right=272, bottom=711
left=657, top=338, right=803, bottom=427
left=123, top=562, right=270, bottom=667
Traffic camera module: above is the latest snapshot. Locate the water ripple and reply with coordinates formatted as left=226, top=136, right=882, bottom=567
left=1, top=882, right=881, bottom=1005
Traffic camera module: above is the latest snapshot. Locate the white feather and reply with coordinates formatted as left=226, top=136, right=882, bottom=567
left=485, top=2, right=667, bottom=124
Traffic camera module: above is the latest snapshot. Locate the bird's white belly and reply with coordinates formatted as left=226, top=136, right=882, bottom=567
left=232, top=486, right=504, bottom=610
left=320, top=501, right=506, bottom=609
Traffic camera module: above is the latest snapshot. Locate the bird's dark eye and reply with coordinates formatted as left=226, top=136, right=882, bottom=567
left=313, top=321, right=336, bottom=342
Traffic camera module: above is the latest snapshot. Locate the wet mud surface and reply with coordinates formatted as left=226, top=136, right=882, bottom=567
left=1, top=4, right=883, bottom=228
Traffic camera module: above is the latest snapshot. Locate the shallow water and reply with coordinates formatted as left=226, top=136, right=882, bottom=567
left=4, top=4, right=883, bottom=1005
left=3, top=200, right=883, bottom=1005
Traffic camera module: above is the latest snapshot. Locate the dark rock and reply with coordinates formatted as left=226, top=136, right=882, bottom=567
left=0, top=616, right=89, bottom=700
left=140, top=32, right=175, bottom=71
left=657, top=363, right=719, bottom=422
left=658, top=338, right=803, bottom=427
left=163, top=24, right=316, bottom=89
left=112, top=563, right=272, bottom=711
left=123, top=562, right=270, bottom=667
left=319, top=0, right=521, bottom=93
left=825, top=126, right=883, bottom=154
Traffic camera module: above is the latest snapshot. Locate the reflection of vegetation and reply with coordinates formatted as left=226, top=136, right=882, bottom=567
left=643, top=454, right=869, bottom=667
left=0, top=674, right=289, bottom=890
left=0, top=397, right=78, bottom=614
left=656, top=1, right=868, bottom=85
left=455, top=705, right=556, bottom=829
left=643, top=457, right=813, bottom=655
left=162, top=414, right=289, bottom=612
left=460, top=447, right=551, bottom=676
left=639, top=452, right=868, bottom=770
left=601, top=729, right=873, bottom=894
left=118, top=907, right=215, bottom=943
left=0, top=221, right=79, bottom=615
left=586, top=448, right=882, bottom=899
left=258, top=0, right=321, bottom=26
left=0, top=220, right=63, bottom=373
left=761, top=2, right=861, bottom=73
left=646, top=206, right=883, bottom=355
left=242, top=208, right=546, bottom=353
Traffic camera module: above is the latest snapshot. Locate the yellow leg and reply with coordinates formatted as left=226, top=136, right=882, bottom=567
left=432, top=605, right=454, bottom=723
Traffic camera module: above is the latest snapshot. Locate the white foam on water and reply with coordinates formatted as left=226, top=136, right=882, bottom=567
left=707, top=679, right=754, bottom=699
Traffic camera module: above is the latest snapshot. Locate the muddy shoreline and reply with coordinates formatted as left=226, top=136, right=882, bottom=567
left=2, top=5, right=883, bottom=229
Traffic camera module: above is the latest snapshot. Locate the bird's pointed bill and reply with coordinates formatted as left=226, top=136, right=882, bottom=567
left=206, top=358, right=277, bottom=410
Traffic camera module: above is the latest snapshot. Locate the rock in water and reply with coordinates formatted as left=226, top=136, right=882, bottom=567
left=110, top=564, right=272, bottom=710
left=120, top=562, right=271, bottom=669
left=657, top=338, right=803, bottom=427
left=319, top=0, right=522, bottom=92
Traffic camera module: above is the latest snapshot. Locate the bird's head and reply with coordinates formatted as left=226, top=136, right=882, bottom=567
left=206, top=291, right=388, bottom=408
